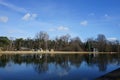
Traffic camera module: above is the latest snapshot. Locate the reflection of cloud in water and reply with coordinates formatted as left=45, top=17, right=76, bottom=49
left=47, top=70, right=52, bottom=74
left=47, top=64, right=69, bottom=77
left=47, top=69, right=68, bottom=77
left=4, top=61, right=13, bottom=72
left=58, top=70, right=68, bottom=77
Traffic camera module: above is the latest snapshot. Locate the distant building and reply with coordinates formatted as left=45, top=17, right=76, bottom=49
left=34, top=48, right=43, bottom=52
left=20, top=47, right=31, bottom=51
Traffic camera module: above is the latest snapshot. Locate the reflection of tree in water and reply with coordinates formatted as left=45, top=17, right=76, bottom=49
left=69, top=54, right=83, bottom=68
left=0, top=53, right=120, bottom=73
left=117, top=53, right=120, bottom=65
left=96, top=53, right=120, bottom=71
left=0, top=55, right=8, bottom=67
left=55, top=54, right=71, bottom=71
left=32, top=54, right=48, bottom=74
left=13, top=54, right=23, bottom=65
left=83, top=53, right=120, bottom=72
left=83, top=54, right=108, bottom=71
left=33, top=62, right=48, bottom=74
left=110, top=53, right=120, bottom=65
left=83, top=54, right=95, bottom=66
left=96, top=54, right=108, bottom=71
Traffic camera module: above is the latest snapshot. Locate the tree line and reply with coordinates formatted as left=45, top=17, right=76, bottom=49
left=0, top=31, right=120, bottom=52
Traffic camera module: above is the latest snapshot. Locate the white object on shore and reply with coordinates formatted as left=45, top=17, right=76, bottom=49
left=50, top=49, right=54, bottom=52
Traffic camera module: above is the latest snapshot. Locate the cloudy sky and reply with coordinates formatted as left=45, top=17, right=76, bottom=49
left=0, top=0, right=120, bottom=41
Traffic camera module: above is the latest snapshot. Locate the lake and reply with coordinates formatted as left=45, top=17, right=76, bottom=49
left=0, top=53, right=120, bottom=80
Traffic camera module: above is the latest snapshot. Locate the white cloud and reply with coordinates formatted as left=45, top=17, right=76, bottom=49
left=32, top=14, right=37, bottom=18
left=0, top=1, right=27, bottom=13
left=80, top=20, right=88, bottom=26
left=49, top=26, right=69, bottom=32
left=107, top=37, right=117, bottom=41
left=0, top=16, right=8, bottom=23
left=22, top=13, right=38, bottom=21
left=22, top=13, right=31, bottom=21
left=57, top=26, right=69, bottom=31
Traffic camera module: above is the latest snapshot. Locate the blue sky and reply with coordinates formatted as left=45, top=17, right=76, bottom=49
left=0, top=0, right=120, bottom=41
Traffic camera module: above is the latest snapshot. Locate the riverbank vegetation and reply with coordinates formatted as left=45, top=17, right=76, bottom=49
left=0, top=31, right=120, bottom=52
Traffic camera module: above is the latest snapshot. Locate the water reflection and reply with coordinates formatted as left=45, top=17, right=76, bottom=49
left=0, top=53, right=120, bottom=72
left=0, top=53, right=120, bottom=79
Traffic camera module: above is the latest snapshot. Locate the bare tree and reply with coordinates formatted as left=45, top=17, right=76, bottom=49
left=96, top=34, right=106, bottom=52
left=35, top=31, right=49, bottom=50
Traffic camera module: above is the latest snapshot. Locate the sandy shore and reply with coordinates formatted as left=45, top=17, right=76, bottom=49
left=0, top=51, right=117, bottom=54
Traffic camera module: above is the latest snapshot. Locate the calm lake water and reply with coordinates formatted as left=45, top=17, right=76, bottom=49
left=0, top=53, right=120, bottom=80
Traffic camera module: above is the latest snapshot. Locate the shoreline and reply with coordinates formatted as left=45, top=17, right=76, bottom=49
left=96, top=68, right=120, bottom=80
left=0, top=51, right=117, bottom=54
